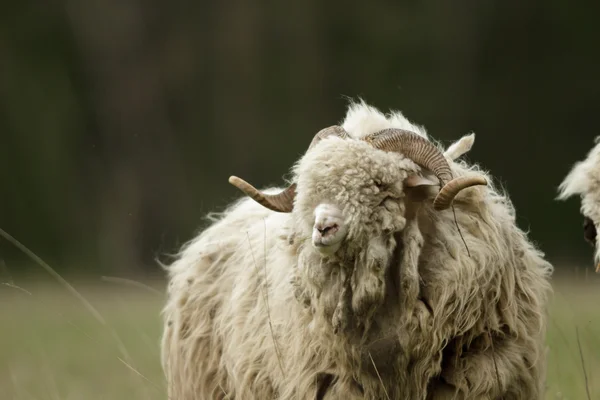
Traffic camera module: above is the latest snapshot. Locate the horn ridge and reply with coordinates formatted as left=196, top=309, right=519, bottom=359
left=362, top=128, right=453, bottom=184
left=363, top=128, right=488, bottom=210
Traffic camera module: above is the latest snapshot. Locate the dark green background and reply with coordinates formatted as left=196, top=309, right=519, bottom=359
left=1, top=0, right=597, bottom=276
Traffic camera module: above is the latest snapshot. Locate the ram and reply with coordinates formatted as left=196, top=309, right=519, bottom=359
left=558, top=137, right=600, bottom=272
left=161, top=101, right=553, bottom=399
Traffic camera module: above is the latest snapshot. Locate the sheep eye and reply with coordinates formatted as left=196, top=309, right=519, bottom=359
left=583, top=216, right=597, bottom=245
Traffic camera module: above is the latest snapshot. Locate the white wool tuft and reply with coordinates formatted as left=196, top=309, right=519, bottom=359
left=557, top=136, right=600, bottom=200
left=341, top=99, right=429, bottom=139
left=558, top=136, right=600, bottom=265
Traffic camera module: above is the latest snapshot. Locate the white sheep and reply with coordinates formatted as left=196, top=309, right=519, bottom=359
left=161, top=101, right=553, bottom=399
left=558, top=137, right=600, bottom=271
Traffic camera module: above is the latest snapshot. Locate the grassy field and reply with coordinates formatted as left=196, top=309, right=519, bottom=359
left=0, top=275, right=598, bottom=399
left=0, top=279, right=167, bottom=400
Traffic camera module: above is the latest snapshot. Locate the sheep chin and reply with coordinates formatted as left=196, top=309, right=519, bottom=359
left=312, top=240, right=342, bottom=256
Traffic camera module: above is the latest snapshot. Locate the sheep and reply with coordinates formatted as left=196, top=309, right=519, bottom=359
left=161, top=101, right=553, bottom=399
left=557, top=137, right=600, bottom=272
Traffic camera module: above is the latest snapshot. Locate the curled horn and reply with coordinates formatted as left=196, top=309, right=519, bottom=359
left=362, top=128, right=487, bottom=210
left=228, top=126, right=348, bottom=213
left=433, top=175, right=488, bottom=210
left=227, top=176, right=297, bottom=213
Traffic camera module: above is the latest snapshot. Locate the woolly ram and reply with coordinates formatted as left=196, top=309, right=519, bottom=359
left=558, top=137, right=600, bottom=272
left=161, top=101, right=553, bottom=399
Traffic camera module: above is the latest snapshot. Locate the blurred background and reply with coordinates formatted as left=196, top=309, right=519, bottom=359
left=2, top=0, right=599, bottom=277
left=1, top=1, right=599, bottom=399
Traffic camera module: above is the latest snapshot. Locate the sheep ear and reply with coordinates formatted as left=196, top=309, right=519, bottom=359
left=444, top=133, right=475, bottom=161
left=404, top=174, right=439, bottom=203
left=404, top=174, right=439, bottom=188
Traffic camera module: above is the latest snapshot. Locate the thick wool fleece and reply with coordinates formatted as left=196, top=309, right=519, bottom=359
left=161, top=102, right=553, bottom=400
left=558, top=136, right=600, bottom=264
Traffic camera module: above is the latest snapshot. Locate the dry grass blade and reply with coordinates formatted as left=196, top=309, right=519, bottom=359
left=101, top=276, right=164, bottom=296
left=452, top=205, right=470, bottom=257
left=118, top=357, right=167, bottom=395
left=0, top=228, right=136, bottom=360
left=261, top=220, right=286, bottom=378
left=368, top=352, right=390, bottom=400
left=246, top=229, right=286, bottom=378
left=575, top=326, right=592, bottom=400
left=0, top=227, right=106, bottom=324
left=1, top=282, right=33, bottom=296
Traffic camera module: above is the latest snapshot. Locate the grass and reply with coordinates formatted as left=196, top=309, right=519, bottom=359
left=0, top=279, right=167, bottom=400
left=0, top=275, right=598, bottom=399
left=546, top=277, right=600, bottom=399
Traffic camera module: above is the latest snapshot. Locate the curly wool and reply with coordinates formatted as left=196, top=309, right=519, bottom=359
left=161, top=102, right=553, bottom=400
left=558, top=137, right=600, bottom=263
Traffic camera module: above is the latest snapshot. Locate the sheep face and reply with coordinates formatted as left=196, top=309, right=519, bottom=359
left=292, top=137, right=422, bottom=258
left=558, top=137, right=600, bottom=270
left=574, top=193, right=600, bottom=268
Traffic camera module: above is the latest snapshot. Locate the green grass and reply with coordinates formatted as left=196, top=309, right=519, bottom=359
left=0, top=279, right=167, bottom=400
left=546, top=278, right=600, bottom=399
left=0, top=276, right=598, bottom=399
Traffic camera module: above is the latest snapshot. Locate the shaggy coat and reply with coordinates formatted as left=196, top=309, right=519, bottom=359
left=558, top=137, right=600, bottom=267
left=161, top=102, right=553, bottom=399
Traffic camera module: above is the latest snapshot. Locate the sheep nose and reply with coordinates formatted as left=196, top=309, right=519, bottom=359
left=315, top=222, right=338, bottom=238
left=317, top=225, right=332, bottom=235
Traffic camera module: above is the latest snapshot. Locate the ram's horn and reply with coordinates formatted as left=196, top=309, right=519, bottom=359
left=433, top=175, right=488, bottom=210
left=229, top=125, right=349, bottom=213
left=363, top=128, right=487, bottom=210
left=228, top=177, right=297, bottom=213
left=363, top=129, right=453, bottom=184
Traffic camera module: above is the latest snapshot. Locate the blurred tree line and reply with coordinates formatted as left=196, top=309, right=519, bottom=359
left=1, top=0, right=598, bottom=277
